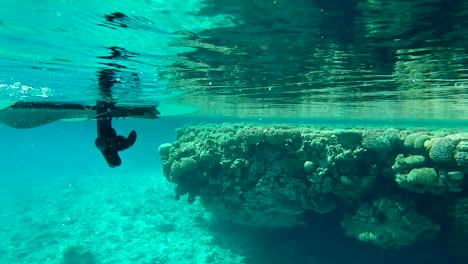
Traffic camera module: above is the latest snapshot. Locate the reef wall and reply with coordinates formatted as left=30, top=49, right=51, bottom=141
left=158, top=124, right=467, bottom=251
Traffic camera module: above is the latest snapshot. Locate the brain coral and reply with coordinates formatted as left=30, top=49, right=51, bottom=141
left=455, top=141, right=468, bottom=172
left=362, top=128, right=400, bottom=153
left=429, top=137, right=455, bottom=163
left=414, top=134, right=432, bottom=150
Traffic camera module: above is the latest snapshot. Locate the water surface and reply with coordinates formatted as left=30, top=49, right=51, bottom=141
left=1, top=0, right=467, bottom=119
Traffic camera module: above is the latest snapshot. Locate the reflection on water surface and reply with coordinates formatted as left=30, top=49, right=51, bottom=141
left=0, top=0, right=467, bottom=119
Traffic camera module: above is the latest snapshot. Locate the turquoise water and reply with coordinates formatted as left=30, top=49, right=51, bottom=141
left=1, top=0, right=468, bottom=264
left=1, top=117, right=467, bottom=264
left=0, top=118, right=190, bottom=263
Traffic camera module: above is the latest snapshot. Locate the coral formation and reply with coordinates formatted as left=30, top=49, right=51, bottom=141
left=391, top=154, right=426, bottom=173
left=362, top=128, right=400, bottom=153
left=392, top=132, right=467, bottom=194
left=455, top=141, right=468, bottom=173
left=341, top=197, right=439, bottom=249
left=394, top=167, right=463, bottom=194
left=159, top=124, right=467, bottom=248
left=428, top=137, right=456, bottom=163
left=160, top=124, right=380, bottom=226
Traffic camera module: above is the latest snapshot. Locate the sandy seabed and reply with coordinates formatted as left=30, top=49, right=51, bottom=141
left=0, top=170, right=246, bottom=264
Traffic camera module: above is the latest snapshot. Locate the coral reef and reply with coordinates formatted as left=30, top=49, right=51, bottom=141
left=393, top=132, right=466, bottom=194
left=362, top=128, right=400, bottom=153
left=159, top=123, right=467, bottom=250
left=341, top=197, right=439, bottom=249
left=455, top=141, right=468, bottom=173
left=160, top=125, right=378, bottom=226
left=394, top=167, right=463, bottom=194
left=428, top=137, right=456, bottom=163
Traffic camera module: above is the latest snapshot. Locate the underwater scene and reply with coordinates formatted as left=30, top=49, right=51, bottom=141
left=0, top=0, right=467, bottom=264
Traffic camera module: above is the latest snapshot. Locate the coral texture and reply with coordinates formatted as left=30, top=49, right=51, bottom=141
left=159, top=124, right=467, bottom=248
